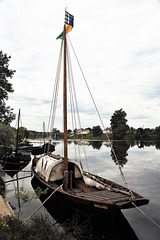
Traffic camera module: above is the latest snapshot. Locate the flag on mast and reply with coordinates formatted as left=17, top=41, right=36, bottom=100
left=56, top=11, right=74, bottom=40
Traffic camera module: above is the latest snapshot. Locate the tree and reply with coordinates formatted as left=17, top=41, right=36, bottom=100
left=92, top=125, right=103, bottom=137
left=0, top=51, right=16, bottom=124
left=18, top=126, right=30, bottom=142
left=110, top=108, right=129, bottom=140
left=67, top=129, right=72, bottom=135
left=0, top=123, right=14, bottom=146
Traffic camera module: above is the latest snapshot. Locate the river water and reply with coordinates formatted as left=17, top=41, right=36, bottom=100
left=0, top=140, right=160, bottom=239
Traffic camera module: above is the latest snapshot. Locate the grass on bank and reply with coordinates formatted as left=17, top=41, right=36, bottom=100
left=0, top=214, right=91, bottom=240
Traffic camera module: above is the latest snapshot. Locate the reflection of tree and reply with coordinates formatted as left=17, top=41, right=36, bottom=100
left=136, top=140, right=156, bottom=148
left=137, top=141, right=144, bottom=148
left=155, top=141, right=160, bottom=150
left=90, top=141, right=103, bottom=150
left=111, top=141, right=130, bottom=167
left=0, top=177, right=5, bottom=197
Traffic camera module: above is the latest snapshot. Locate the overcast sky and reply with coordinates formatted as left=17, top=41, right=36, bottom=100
left=1, top=0, right=160, bottom=131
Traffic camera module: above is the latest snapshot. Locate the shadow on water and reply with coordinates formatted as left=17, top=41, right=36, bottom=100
left=31, top=176, right=139, bottom=240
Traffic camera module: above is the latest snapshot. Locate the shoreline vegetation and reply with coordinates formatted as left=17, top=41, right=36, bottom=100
left=0, top=214, right=89, bottom=240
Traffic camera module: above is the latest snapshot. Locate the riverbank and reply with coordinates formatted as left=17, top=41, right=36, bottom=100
left=0, top=195, right=15, bottom=217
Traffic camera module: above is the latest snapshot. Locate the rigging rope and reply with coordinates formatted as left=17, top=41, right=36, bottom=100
left=67, top=35, right=134, bottom=199
left=132, top=202, right=160, bottom=229
left=67, top=36, right=160, bottom=229
left=23, top=184, right=63, bottom=224
left=66, top=41, right=78, bottom=161
left=47, top=40, right=63, bottom=136
left=66, top=37, right=89, bottom=172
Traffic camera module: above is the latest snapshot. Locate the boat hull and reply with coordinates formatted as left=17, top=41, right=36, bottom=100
left=32, top=175, right=139, bottom=239
left=31, top=167, right=149, bottom=218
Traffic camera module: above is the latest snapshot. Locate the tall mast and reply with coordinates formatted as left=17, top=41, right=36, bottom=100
left=63, top=25, right=68, bottom=191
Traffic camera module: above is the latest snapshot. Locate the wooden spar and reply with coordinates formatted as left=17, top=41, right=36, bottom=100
left=63, top=25, right=68, bottom=191
left=16, top=109, right=20, bottom=154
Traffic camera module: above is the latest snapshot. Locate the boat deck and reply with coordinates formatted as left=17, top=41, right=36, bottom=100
left=74, top=189, right=132, bottom=205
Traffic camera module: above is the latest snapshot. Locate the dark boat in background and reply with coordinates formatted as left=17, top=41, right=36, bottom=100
left=18, top=122, right=55, bottom=155
left=1, top=109, right=31, bottom=175
left=17, top=142, right=55, bottom=156
left=32, top=10, right=149, bottom=220
left=2, top=157, right=30, bottom=178
left=31, top=142, right=55, bottom=155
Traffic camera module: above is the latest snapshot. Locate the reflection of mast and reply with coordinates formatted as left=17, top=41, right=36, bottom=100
left=16, top=173, right=21, bottom=217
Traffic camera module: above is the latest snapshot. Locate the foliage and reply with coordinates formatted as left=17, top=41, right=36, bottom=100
left=135, top=127, right=155, bottom=141
left=92, top=125, right=103, bottom=137
left=34, top=186, right=49, bottom=199
left=0, top=214, right=90, bottom=240
left=0, top=51, right=16, bottom=124
left=18, top=126, right=30, bottom=141
left=110, top=109, right=129, bottom=140
left=14, top=186, right=49, bottom=205
left=0, top=123, right=14, bottom=146
left=28, top=130, right=40, bottom=139
left=67, top=129, right=72, bottom=135
left=155, top=126, right=160, bottom=140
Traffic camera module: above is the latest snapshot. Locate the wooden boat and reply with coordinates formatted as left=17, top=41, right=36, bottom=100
left=32, top=10, right=149, bottom=217
left=19, top=142, right=55, bottom=155
left=2, top=109, right=31, bottom=165
left=31, top=177, right=139, bottom=239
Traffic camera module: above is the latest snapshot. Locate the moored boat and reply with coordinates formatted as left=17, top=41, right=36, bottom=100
left=32, top=10, right=149, bottom=217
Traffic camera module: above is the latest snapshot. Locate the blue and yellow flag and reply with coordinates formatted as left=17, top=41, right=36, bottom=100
left=56, top=11, right=74, bottom=40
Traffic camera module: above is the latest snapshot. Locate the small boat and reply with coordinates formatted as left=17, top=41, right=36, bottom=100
left=2, top=158, right=30, bottom=177
left=32, top=11, right=149, bottom=217
left=2, top=109, right=31, bottom=165
left=19, top=142, right=55, bottom=155
left=30, top=143, right=55, bottom=155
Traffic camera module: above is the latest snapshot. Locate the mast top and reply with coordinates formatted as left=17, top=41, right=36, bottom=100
left=56, top=10, right=74, bottom=40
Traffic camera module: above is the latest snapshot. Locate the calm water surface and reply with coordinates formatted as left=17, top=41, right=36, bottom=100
left=0, top=140, right=160, bottom=239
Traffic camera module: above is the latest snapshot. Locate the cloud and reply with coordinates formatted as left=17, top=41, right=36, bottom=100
left=1, top=0, right=160, bottom=130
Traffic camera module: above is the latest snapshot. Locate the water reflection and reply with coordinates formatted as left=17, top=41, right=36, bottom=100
left=89, top=141, right=103, bottom=150
left=111, top=141, right=130, bottom=167
left=31, top=176, right=139, bottom=240
left=155, top=141, right=160, bottom=149
left=135, top=140, right=160, bottom=149
left=0, top=176, right=5, bottom=197
left=1, top=140, right=160, bottom=239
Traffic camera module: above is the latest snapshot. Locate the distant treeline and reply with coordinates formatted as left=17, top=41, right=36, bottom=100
left=28, top=126, right=160, bottom=141
left=1, top=124, right=160, bottom=148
